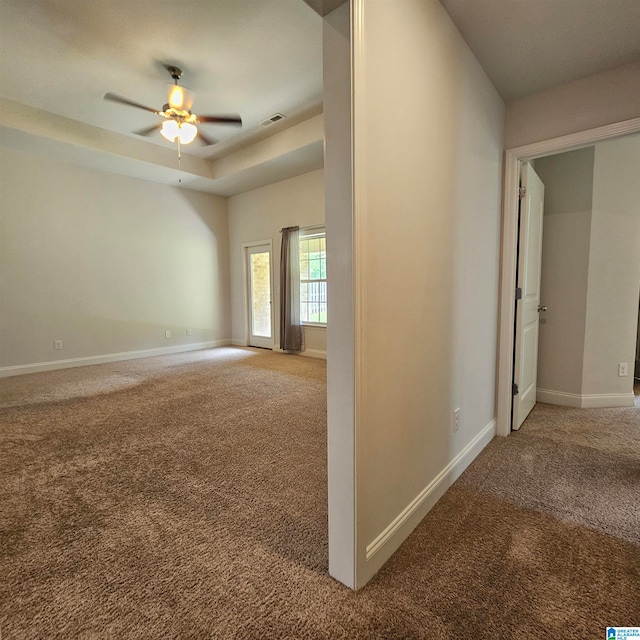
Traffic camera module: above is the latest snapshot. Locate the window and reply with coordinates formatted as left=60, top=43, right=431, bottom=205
left=299, top=229, right=327, bottom=325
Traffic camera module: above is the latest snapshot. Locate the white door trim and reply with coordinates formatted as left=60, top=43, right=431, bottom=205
left=242, top=240, right=275, bottom=349
left=496, top=116, right=640, bottom=437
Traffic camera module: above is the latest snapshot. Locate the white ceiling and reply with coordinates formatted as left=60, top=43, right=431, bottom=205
left=440, top=0, right=640, bottom=100
left=0, top=0, right=323, bottom=160
left=3, top=0, right=640, bottom=193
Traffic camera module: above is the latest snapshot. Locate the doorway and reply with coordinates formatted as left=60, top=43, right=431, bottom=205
left=245, top=242, right=274, bottom=349
left=497, top=117, right=640, bottom=437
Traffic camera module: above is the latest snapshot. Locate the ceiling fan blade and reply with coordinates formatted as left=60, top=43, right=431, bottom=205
left=133, top=124, right=161, bottom=137
left=104, top=93, right=159, bottom=114
left=197, top=114, right=242, bottom=126
left=197, top=130, right=217, bottom=146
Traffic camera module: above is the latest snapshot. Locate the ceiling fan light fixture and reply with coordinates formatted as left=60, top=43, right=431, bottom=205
left=167, top=84, right=194, bottom=111
left=160, top=119, right=179, bottom=142
left=160, top=119, right=198, bottom=145
left=177, top=122, right=198, bottom=144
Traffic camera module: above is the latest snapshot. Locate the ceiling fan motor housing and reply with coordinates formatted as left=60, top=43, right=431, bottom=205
left=167, top=66, right=183, bottom=82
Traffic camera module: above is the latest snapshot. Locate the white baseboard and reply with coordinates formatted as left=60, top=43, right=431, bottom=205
left=536, top=389, right=582, bottom=407
left=0, top=340, right=232, bottom=378
left=581, top=393, right=635, bottom=408
left=231, top=338, right=326, bottom=360
left=364, top=419, right=496, bottom=570
left=272, top=346, right=327, bottom=360
left=297, top=349, right=327, bottom=360
left=537, top=388, right=634, bottom=408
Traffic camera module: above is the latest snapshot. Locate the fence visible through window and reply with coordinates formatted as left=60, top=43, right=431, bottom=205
left=301, top=280, right=327, bottom=324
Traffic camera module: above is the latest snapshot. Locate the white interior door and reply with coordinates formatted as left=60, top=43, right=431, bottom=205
left=246, top=244, right=274, bottom=349
left=513, top=163, right=545, bottom=429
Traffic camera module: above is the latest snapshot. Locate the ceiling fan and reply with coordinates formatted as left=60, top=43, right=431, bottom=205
left=104, top=66, right=242, bottom=147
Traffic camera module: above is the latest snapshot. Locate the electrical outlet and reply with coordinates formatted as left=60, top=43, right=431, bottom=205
left=453, top=408, right=460, bottom=433
left=165, top=330, right=171, bottom=339
left=186, top=328, right=192, bottom=336
left=54, top=340, right=63, bottom=350
left=618, top=362, right=628, bottom=377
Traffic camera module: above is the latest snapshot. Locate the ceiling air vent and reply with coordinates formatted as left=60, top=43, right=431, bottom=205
left=260, top=113, right=286, bottom=127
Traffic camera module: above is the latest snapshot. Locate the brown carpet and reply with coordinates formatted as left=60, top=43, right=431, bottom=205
left=1, top=347, right=638, bottom=639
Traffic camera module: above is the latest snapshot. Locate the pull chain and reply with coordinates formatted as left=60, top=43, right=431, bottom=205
left=177, top=138, right=182, bottom=184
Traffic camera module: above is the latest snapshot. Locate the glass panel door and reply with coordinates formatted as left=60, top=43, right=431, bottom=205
left=246, top=244, right=273, bottom=349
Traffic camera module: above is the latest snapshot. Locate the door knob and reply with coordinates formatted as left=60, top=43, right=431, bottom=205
left=537, top=305, right=548, bottom=312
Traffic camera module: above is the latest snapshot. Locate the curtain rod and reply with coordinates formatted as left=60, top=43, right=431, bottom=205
left=279, top=224, right=325, bottom=233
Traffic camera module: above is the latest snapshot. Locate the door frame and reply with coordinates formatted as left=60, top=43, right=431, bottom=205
left=242, top=239, right=275, bottom=349
left=496, top=116, right=640, bottom=437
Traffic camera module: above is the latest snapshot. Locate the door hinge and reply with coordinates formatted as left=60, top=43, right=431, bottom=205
left=518, top=186, right=526, bottom=199
left=515, top=287, right=522, bottom=300
left=512, top=383, right=519, bottom=396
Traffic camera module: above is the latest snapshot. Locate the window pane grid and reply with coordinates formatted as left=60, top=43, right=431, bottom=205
left=299, top=230, right=327, bottom=325
left=300, top=279, right=327, bottom=324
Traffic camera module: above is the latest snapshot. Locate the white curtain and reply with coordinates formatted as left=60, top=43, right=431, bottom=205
left=280, top=226, right=305, bottom=352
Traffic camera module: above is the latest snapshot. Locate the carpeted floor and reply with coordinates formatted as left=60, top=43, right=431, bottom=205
left=1, top=347, right=638, bottom=639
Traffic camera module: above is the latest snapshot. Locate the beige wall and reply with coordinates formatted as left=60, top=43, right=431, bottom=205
left=347, top=0, right=504, bottom=587
left=583, top=135, right=640, bottom=399
left=505, top=60, right=640, bottom=149
left=0, top=147, right=231, bottom=372
left=535, top=148, right=594, bottom=396
left=227, top=169, right=326, bottom=356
